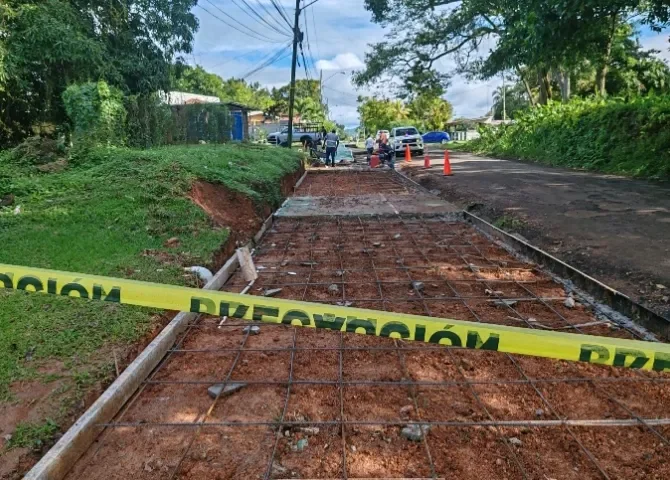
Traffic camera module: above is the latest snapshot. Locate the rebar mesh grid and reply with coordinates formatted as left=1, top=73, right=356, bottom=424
left=67, top=215, right=670, bottom=480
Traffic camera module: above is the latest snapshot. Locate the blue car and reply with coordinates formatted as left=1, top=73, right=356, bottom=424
left=422, top=131, right=451, bottom=144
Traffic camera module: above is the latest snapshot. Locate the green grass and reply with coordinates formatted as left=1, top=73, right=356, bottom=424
left=6, top=419, right=60, bottom=451
left=463, top=97, right=670, bottom=179
left=0, top=143, right=302, bottom=402
left=493, top=215, right=526, bottom=232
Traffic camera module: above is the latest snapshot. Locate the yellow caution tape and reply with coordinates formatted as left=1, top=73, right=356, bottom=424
left=1, top=263, right=669, bottom=371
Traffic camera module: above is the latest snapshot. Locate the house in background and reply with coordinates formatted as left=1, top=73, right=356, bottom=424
left=160, top=91, right=251, bottom=141
left=445, top=115, right=514, bottom=141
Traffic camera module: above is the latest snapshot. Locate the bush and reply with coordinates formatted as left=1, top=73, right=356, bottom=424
left=468, top=96, right=670, bottom=179
left=62, top=81, right=126, bottom=146
left=5, top=136, right=66, bottom=166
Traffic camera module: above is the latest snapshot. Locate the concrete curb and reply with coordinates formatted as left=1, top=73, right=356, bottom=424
left=394, top=166, right=670, bottom=338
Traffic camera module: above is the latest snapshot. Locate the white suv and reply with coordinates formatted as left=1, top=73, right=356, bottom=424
left=390, top=126, right=423, bottom=155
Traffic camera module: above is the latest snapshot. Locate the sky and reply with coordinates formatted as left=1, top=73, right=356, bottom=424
left=191, top=0, right=670, bottom=127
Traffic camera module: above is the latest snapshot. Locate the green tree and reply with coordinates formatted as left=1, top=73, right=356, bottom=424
left=357, top=96, right=409, bottom=133
left=355, top=0, right=667, bottom=101
left=173, top=65, right=226, bottom=98
left=268, top=79, right=325, bottom=118
left=408, top=95, right=453, bottom=131
left=172, top=66, right=274, bottom=109
left=491, top=84, right=530, bottom=120
left=0, top=0, right=198, bottom=147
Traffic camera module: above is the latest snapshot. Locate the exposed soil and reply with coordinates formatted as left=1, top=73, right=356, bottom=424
left=65, top=183, right=670, bottom=480
left=294, top=171, right=410, bottom=197
left=0, top=170, right=303, bottom=480
left=403, top=148, right=670, bottom=319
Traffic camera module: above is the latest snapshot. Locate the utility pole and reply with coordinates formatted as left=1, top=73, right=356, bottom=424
left=286, top=0, right=302, bottom=147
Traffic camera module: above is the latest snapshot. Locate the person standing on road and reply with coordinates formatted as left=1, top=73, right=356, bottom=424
left=365, top=135, right=375, bottom=163
left=324, top=129, right=339, bottom=168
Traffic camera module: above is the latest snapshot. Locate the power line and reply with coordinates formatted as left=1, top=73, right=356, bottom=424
left=309, top=6, right=322, bottom=67
left=300, top=42, right=311, bottom=81
left=302, top=8, right=319, bottom=79
left=207, top=45, right=281, bottom=69
left=230, top=0, right=292, bottom=37
left=252, top=0, right=292, bottom=35
left=197, top=1, right=286, bottom=44
left=323, top=85, right=360, bottom=99
left=242, top=41, right=293, bottom=79
left=276, top=0, right=293, bottom=25
left=269, top=0, right=293, bottom=30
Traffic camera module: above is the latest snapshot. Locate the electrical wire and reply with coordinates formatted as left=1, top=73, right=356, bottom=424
left=309, top=5, right=322, bottom=68
left=197, top=1, right=286, bottom=44
left=232, top=0, right=293, bottom=37
left=252, top=0, right=292, bottom=35
left=300, top=42, right=312, bottom=81
left=276, top=0, right=293, bottom=25
left=241, top=41, right=293, bottom=79
left=302, top=8, right=319, bottom=79
left=270, top=0, right=293, bottom=30
left=207, top=44, right=281, bottom=69
left=323, top=85, right=360, bottom=99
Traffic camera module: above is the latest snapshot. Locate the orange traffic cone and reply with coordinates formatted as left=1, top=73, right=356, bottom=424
left=443, top=150, right=453, bottom=176
left=424, top=154, right=431, bottom=169
left=405, top=144, right=411, bottom=163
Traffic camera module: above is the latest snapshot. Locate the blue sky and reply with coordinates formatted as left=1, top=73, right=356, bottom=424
left=191, top=1, right=670, bottom=127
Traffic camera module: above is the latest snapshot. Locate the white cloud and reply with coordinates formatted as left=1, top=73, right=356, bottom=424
left=191, top=0, right=500, bottom=125
left=316, top=53, right=365, bottom=71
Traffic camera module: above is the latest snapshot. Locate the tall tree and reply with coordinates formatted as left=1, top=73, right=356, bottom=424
left=0, top=0, right=198, bottom=146
left=355, top=0, right=665, bottom=101
left=357, top=96, right=409, bottom=133
left=408, top=95, right=453, bottom=131
left=268, top=79, right=324, bottom=118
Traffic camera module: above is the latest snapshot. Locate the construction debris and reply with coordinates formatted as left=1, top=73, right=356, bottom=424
left=263, top=288, right=283, bottom=297
left=207, top=382, right=246, bottom=400
left=243, top=326, right=261, bottom=335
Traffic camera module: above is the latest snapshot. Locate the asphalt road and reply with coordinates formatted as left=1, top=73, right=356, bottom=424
left=404, top=147, right=670, bottom=318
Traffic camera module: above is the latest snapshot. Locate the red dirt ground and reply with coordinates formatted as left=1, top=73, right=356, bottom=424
left=65, top=180, right=670, bottom=480
left=0, top=171, right=303, bottom=480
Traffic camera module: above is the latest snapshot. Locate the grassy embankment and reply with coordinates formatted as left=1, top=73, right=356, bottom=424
left=0, top=143, right=302, bottom=449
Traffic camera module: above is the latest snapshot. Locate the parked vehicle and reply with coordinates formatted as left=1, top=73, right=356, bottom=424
left=422, top=131, right=451, bottom=144
left=390, top=126, right=423, bottom=155
left=267, top=122, right=324, bottom=147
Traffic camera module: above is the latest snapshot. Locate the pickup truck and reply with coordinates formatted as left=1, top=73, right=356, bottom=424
left=390, top=126, right=424, bottom=155
left=267, top=123, right=324, bottom=147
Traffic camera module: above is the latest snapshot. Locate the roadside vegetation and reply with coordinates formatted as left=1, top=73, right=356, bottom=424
left=461, top=97, right=670, bottom=179
left=0, top=142, right=301, bottom=453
